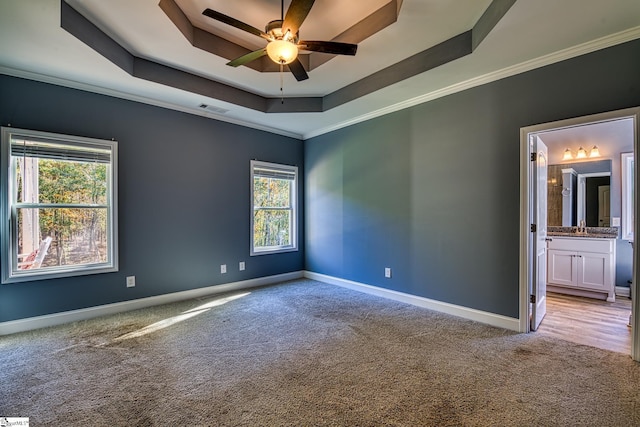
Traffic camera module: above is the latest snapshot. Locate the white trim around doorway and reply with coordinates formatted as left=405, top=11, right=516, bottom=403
left=519, top=106, right=640, bottom=361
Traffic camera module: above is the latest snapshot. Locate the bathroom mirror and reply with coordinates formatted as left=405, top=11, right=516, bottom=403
left=577, top=172, right=611, bottom=227
left=547, top=159, right=612, bottom=227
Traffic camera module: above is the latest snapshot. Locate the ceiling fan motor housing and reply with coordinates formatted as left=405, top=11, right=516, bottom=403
left=266, top=20, right=298, bottom=42
left=202, top=0, right=357, bottom=81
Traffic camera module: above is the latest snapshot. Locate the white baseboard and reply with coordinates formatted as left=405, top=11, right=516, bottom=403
left=615, top=286, right=631, bottom=298
left=304, top=271, right=520, bottom=331
left=1, top=270, right=521, bottom=335
left=0, top=271, right=304, bottom=336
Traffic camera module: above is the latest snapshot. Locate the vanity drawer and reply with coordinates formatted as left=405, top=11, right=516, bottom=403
left=548, top=237, right=613, bottom=253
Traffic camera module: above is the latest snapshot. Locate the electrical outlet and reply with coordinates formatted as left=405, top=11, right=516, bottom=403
left=384, top=268, right=392, bottom=278
left=221, top=264, right=227, bottom=274
left=126, top=276, right=135, bottom=288
left=239, top=261, right=245, bottom=271
left=612, top=217, right=620, bottom=227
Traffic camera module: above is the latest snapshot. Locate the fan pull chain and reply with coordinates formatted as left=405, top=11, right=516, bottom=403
left=280, top=63, right=284, bottom=104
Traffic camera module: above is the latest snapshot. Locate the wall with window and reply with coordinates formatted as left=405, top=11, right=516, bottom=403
left=1, top=128, right=119, bottom=284
left=305, top=39, right=640, bottom=318
left=0, top=75, right=304, bottom=323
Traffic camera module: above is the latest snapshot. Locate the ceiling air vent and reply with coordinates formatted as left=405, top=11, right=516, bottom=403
left=199, top=104, right=229, bottom=114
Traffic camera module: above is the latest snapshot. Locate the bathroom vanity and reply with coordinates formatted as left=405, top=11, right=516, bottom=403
left=547, top=234, right=616, bottom=302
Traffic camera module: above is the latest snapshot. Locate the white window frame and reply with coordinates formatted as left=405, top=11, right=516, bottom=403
left=1, top=127, right=118, bottom=283
left=250, top=160, right=298, bottom=256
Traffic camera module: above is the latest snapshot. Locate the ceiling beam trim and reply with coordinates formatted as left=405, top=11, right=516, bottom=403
left=472, top=0, right=517, bottom=51
left=324, top=31, right=473, bottom=111
left=158, top=0, right=193, bottom=44
left=309, top=0, right=402, bottom=70
left=266, top=97, right=323, bottom=113
left=132, top=58, right=267, bottom=111
left=60, top=0, right=134, bottom=75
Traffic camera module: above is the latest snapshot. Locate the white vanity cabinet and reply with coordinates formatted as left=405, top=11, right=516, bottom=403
left=547, top=237, right=616, bottom=302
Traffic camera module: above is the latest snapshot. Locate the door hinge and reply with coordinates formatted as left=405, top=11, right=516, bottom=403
left=530, top=152, right=537, bottom=161
left=530, top=294, right=536, bottom=304
left=530, top=223, right=537, bottom=232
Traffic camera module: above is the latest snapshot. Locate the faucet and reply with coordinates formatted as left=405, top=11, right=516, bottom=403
left=578, top=219, right=587, bottom=234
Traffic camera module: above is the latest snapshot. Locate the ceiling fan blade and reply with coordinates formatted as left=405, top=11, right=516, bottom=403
left=288, top=58, right=309, bottom=81
left=227, top=48, right=268, bottom=67
left=203, top=9, right=271, bottom=41
left=298, top=40, right=358, bottom=56
left=282, top=0, right=315, bottom=37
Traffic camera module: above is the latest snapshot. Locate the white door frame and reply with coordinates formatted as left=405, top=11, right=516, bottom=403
left=519, top=106, right=640, bottom=361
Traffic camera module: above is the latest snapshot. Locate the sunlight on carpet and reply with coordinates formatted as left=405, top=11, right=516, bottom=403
left=112, top=292, right=250, bottom=342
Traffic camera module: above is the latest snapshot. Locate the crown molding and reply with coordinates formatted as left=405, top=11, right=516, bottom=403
left=0, top=66, right=303, bottom=140
left=302, top=26, right=640, bottom=140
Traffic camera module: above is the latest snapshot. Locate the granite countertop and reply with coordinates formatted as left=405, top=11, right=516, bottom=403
left=547, top=226, right=618, bottom=239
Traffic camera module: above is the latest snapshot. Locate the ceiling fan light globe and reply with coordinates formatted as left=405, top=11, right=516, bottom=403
left=267, top=40, right=298, bottom=65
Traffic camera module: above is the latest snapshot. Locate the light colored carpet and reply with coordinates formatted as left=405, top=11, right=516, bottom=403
left=1, top=279, right=639, bottom=426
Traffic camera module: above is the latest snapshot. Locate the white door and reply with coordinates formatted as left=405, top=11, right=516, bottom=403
left=531, top=137, right=548, bottom=331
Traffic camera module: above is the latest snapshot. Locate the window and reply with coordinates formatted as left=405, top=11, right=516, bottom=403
left=251, top=160, right=297, bottom=255
left=1, top=127, right=118, bottom=283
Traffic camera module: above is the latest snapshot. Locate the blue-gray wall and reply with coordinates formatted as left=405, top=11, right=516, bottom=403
left=305, top=39, right=640, bottom=318
left=2, top=38, right=639, bottom=324
left=0, top=75, right=304, bottom=322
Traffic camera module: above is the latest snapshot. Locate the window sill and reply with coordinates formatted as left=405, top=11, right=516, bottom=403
left=250, top=246, right=298, bottom=257
left=3, top=264, right=118, bottom=284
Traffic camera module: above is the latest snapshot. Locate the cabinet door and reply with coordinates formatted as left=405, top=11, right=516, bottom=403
left=577, top=251, right=610, bottom=291
left=547, top=249, right=577, bottom=286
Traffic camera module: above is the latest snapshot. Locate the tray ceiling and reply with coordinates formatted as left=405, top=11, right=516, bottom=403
left=0, top=0, right=639, bottom=138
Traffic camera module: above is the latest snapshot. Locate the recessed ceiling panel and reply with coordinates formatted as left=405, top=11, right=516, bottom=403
left=181, top=0, right=392, bottom=50
left=64, top=0, right=494, bottom=98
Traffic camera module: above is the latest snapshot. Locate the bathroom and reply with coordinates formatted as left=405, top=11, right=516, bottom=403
left=537, top=117, right=634, bottom=352
left=544, top=121, right=634, bottom=297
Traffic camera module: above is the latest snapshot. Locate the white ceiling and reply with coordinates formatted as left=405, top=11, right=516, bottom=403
left=1, top=0, right=639, bottom=139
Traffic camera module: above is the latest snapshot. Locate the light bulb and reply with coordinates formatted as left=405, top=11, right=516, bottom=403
left=562, top=148, right=573, bottom=160
left=576, top=147, right=587, bottom=159
left=589, top=145, right=600, bottom=157
left=266, top=40, right=298, bottom=65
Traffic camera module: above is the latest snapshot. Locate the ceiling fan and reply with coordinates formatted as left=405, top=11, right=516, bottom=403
left=202, top=0, right=358, bottom=81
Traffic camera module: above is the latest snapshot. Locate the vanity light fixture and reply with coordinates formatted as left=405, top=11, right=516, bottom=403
left=576, top=146, right=588, bottom=159
left=563, top=145, right=601, bottom=161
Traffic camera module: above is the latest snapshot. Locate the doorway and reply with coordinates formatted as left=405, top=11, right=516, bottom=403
left=519, top=107, right=640, bottom=361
